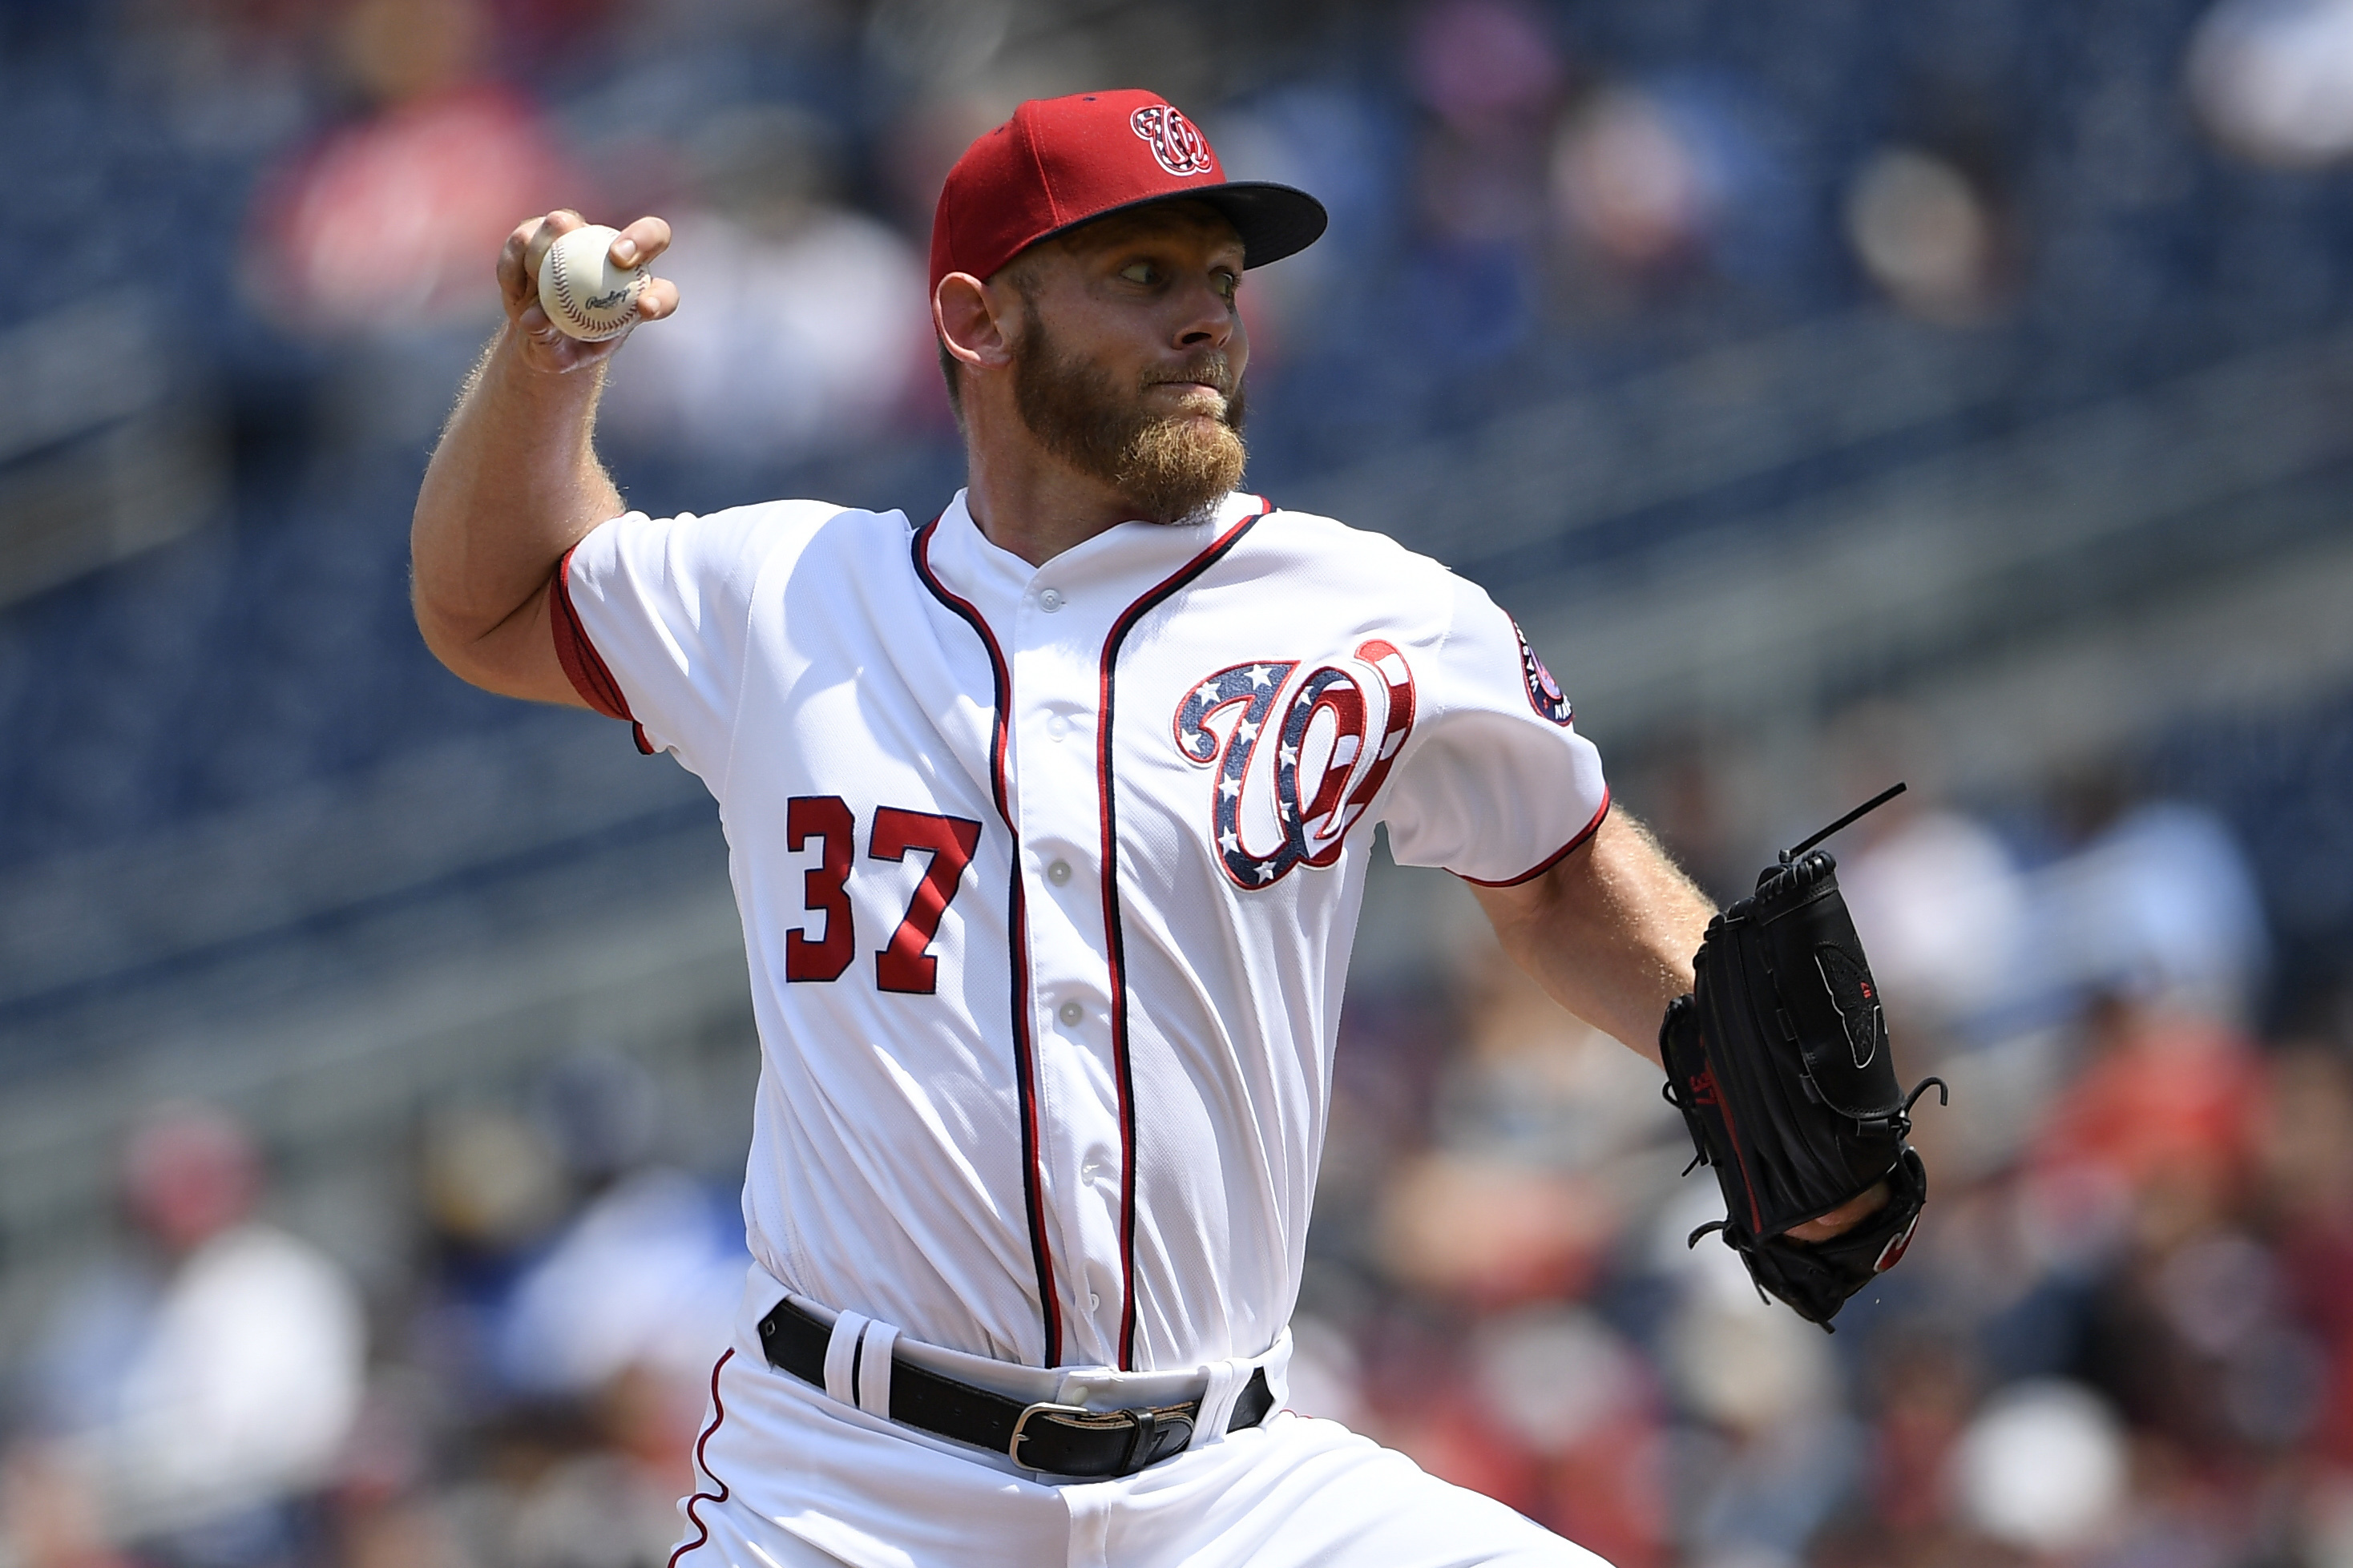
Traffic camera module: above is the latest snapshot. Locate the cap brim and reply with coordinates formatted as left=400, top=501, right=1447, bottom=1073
left=1195, top=182, right=1330, bottom=268
left=1031, top=181, right=1330, bottom=271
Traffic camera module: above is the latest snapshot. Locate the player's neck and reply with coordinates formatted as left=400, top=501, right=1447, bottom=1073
left=961, top=428, right=1143, bottom=567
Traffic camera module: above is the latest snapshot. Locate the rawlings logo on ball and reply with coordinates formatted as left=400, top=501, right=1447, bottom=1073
left=1173, top=641, right=1417, bottom=889
left=1131, top=104, right=1216, bottom=176
left=538, top=224, right=648, bottom=342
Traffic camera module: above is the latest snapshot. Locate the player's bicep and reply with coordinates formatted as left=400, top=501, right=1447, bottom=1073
left=1381, top=705, right=1608, bottom=883
left=1376, top=578, right=1608, bottom=881
left=555, top=505, right=815, bottom=764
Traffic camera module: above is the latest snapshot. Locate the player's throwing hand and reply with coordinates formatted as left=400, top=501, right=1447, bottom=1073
left=496, top=209, right=679, bottom=375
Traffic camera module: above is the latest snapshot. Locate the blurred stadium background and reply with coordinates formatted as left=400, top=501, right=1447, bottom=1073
left=4, top=0, right=2353, bottom=1564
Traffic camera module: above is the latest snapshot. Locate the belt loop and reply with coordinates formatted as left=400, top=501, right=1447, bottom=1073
left=824, top=1311, right=871, bottom=1409
left=1253, top=1328, right=1294, bottom=1417
left=855, top=1320, right=899, bottom=1420
left=1190, top=1358, right=1246, bottom=1451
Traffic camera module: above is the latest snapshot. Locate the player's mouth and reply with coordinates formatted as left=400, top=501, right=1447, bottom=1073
left=1145, top=353, right=1234, bottom=396
left=1145, top=375, right=1234, bottom=419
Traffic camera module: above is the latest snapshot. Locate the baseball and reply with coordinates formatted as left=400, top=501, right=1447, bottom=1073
left=536, top=224, right=648, bottom=341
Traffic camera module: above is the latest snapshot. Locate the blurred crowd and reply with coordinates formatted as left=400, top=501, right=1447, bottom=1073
left=2, top=0, right=2353, bottom=1565
left=2, top=1056, right=748, bottom=1568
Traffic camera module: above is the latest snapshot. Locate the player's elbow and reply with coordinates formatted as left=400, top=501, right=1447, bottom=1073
left=411, top=587, right=499, bottom=691
left=409, top=574, right=553, bottom=703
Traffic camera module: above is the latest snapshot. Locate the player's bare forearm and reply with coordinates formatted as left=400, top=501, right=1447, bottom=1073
left=412, top=331, right=615, bottom=703
left=1469, top=809, right=1716, bottom=1065
left=410, top=211, right=677, bottom=704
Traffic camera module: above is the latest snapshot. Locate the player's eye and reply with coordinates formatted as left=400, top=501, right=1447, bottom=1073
left=1215, top=270, right=1239, bottom=302
left=1119, top=260, right=1158, bottom=285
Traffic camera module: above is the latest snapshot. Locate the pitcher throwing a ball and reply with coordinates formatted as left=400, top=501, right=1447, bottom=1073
left=413, top=90, right=1917, bottom=1568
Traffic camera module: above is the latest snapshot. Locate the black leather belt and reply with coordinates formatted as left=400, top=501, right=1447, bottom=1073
left=757, top=1296, right=1275, bottom=1478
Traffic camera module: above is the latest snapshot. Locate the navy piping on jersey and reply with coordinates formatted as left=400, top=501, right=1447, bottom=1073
left=1094, top=499, right=1273, bottom=1370
left=1452, top=790, right=1613, bottom=888
left=910, top=517, right=1066, bottom=1368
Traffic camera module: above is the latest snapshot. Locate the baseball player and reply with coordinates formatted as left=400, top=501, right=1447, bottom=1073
left=412, top=90, right=1895, bottom=1568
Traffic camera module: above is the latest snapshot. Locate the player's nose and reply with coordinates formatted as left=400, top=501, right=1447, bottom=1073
left=1171, top=276, right=1237, bottom=351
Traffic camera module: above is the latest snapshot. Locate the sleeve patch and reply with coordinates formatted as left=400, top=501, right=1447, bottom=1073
left=1514, top=619, right=1575, bottom=727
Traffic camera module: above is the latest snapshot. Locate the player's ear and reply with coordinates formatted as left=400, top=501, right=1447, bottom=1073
left=935, top=272, right=1014, bottom=373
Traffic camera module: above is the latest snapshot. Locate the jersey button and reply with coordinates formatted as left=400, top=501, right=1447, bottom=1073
left=1057, top=1000, right=1084, bottom=1026
left=1045, top=713, right=1071, bottom=741
left=1038, top=587, right=1066, bottom=612
left=1046, top=859, right=1073, bottom=885
left=1088, top=1293, right=1101, bottom=1310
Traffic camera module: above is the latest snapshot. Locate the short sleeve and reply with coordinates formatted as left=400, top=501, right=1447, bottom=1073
left=1378, top=575, right=1610, bottom=885
left=552, top=502, right=813, bottom=777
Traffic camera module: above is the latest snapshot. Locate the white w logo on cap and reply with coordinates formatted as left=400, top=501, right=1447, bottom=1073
left=1130, top=104, right=1216, bottom=176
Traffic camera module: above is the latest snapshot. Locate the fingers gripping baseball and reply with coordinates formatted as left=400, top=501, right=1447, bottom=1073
left=497, top=210, right=678, bottom=373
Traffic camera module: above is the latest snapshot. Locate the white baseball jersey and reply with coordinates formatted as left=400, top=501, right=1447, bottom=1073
left=553, top=488, right=1608, bottom=1377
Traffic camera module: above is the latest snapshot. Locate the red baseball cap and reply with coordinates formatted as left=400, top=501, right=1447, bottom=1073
left=929, top=90, right=1328, bottom=296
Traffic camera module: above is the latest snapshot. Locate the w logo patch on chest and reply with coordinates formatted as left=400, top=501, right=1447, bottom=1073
left=1172, top=641, right=1418, bottom=890
left=1130, top=103, right=1216, bottom=177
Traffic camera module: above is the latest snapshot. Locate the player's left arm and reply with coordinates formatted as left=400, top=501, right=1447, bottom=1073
left=1468, top=808, right=1709, bottom=1067
left=1468, top=811, right=1883, bottom=1241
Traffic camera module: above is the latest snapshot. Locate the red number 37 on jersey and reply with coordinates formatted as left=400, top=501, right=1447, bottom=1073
left=1172, top=639, right=1419, bottom=891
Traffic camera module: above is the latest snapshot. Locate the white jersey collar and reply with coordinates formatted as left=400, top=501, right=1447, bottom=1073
left=922, top=489, right=1267, bottom=627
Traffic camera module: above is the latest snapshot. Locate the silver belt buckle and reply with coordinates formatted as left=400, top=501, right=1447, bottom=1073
left=1006, top=1401, right=1094, bottom=1466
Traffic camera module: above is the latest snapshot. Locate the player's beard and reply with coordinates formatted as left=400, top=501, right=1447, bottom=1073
left=1011, top=320, right=1248, bottom=526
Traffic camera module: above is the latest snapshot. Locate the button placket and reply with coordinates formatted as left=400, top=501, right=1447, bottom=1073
left=999, top=515, right=1241, bottom=1360
left=1007, top=582, right=1128, bottom=1359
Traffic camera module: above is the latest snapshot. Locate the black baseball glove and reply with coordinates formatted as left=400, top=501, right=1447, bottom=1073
left=1659, top=786, right=1945, bottom=1329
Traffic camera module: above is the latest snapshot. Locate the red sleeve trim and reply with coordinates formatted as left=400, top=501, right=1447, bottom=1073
left=1453, top=788, right=1612, bottom=889
left=549, top=547, right=656, bottom=755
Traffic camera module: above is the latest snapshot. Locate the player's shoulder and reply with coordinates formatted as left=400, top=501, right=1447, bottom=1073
left=635, top=495, right=907, bottom=545
left=1251, top=500, right=1449, bottom=573
left=1246, top=501, right=1481, bottom=609
left=603, top=497, right=914, bottom=577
